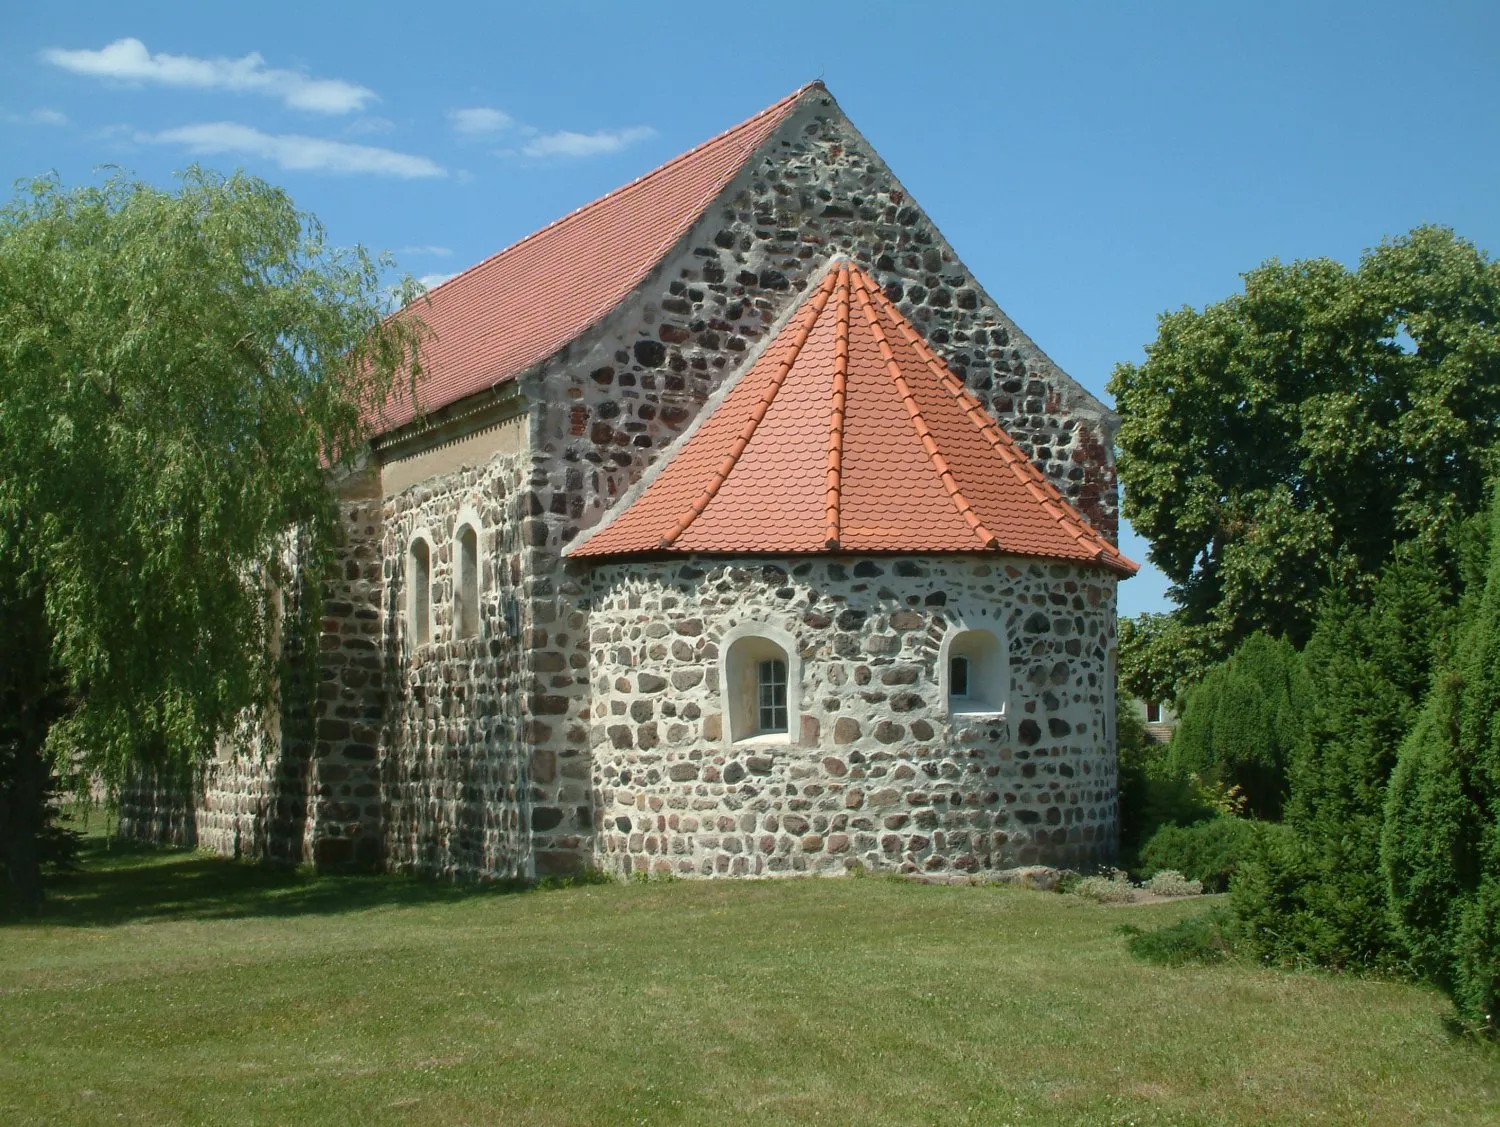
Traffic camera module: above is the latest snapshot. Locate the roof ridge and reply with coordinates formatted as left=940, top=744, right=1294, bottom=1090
left=824, top=263, right=852, bottom=549
left=409, top=83, right=820, bottom=305
left=657, top=269, right=840, bottom=548
left=863, top=274, right=1133, bottom=569
left=851, top=270, right=999, bottom=551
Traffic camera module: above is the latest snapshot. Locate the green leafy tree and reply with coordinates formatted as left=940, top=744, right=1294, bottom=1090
left=0, top=170, right=422, bottom=911
left=1110, top=226, right=1500, bottom=653
left=1383, top=482, right=1500, bottom=1034
left=1117, top=611, right=1221, bottom=709
left=1169, top=633, right=1310, bottom=820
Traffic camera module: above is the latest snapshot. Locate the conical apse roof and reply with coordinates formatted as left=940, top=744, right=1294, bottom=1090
left=567, top=261, right=1136, bottom=574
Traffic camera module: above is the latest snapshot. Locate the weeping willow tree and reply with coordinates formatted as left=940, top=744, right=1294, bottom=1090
left=0, top=169, right=424, bottom=911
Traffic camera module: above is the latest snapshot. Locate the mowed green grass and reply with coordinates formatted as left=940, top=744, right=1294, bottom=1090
left=3, top=836, right=1497, bottom=1126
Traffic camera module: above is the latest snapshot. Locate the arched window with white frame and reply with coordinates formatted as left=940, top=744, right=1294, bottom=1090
left=940, top=623, right=1007, bottom=717
left=407, top=533, right=432, bottom=649
left=720, top=623, right=802, bottom=745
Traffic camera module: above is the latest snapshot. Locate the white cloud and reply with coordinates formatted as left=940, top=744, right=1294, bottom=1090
left=417, top=272, right=459, bottom=290
left=3, top=106, right=70, bottom=126
left=518, top=125, right=655, bottom=160
left=344, top=115, right=395, bottom=136
left=448, top=107, right=513, bottom=135
left=400, top=245, right=453, bottom=257
left=41, top=38, right=376, bottom=114
left=446, top=104, right=655, bottom=162
left=141, top=122, right=445, bottom=178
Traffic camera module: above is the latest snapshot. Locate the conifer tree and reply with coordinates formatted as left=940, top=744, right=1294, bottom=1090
left=1233, top=546, right=1453, bottom=967
left=1383, top=483, right=1500, bottom=1032
left=1169, top=633, right=1310, bottom=819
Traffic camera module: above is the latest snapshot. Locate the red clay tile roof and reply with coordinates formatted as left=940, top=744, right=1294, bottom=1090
left=568, top=262, right=1137, bottom=573
left=371, top=84, right=818, bottom=434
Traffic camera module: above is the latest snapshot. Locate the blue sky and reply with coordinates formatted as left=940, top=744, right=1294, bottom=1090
left=4, top=1, right=1498, bottom=616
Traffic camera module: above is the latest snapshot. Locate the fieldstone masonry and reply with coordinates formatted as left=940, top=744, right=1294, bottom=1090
left=516, top=91, right=1121, bottom=870
left=121, top=86, right=1129, bottom=881
left=379, top=443, right=532, bottom=879
left=589, top=556, right=1118, bottom=877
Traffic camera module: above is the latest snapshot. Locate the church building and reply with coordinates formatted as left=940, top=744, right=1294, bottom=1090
left=122, top=82, right=1136, bottom=879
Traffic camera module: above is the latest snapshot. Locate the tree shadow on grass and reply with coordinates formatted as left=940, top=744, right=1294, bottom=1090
left=6, top=834, right=595, bottom=928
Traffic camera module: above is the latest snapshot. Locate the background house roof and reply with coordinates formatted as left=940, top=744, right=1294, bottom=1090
left=569, top=262, right=1137, bottom=573
left=371, top=83, right=819, bottom=434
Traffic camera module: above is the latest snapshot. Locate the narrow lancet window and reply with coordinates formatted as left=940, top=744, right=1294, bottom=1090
left=408, top=537, right=431, bottom=648
left=455, top=523, right=479, bottom=639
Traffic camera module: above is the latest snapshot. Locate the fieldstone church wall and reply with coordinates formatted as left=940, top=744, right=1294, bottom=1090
left=588, top=555, right=1118, bottom=877
left=379, top=443, right=532, bottom=879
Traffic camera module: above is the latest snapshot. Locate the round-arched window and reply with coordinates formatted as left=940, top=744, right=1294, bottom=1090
left=942, top=627, right=1006, bottom=716
left=720, top=625, right=802, bottom=745
left=454, top=522, right=480, bottom=640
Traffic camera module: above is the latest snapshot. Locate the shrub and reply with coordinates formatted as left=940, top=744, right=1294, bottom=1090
left=1221, top=534, right=1465, bottom=974
left=1139, top=817, right=1257, bottom=893
left=1120, top=905, right=1238, bottom=966
left=1142, top=869, right=1203, bottom=897
left=1118, top=725, right=1226, bottom=862
left=1073, top=870, right=1138, bottom=904
left=1116, top=716, right=1163, bottom=856
left=1170, top=633, right=1311, bottom=820
left=1230, top=822, right=1326, bottom=967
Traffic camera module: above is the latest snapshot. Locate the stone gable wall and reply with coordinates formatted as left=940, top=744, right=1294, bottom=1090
left=379, top=448, right=533, bottom=878
left=587, top=554, right=1119, bottom=877
left=517, top=92, right=1120, bottom=870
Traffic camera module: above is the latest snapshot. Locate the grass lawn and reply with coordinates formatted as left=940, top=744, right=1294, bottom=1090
left=3, top=833, right=1497, bottom=1126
